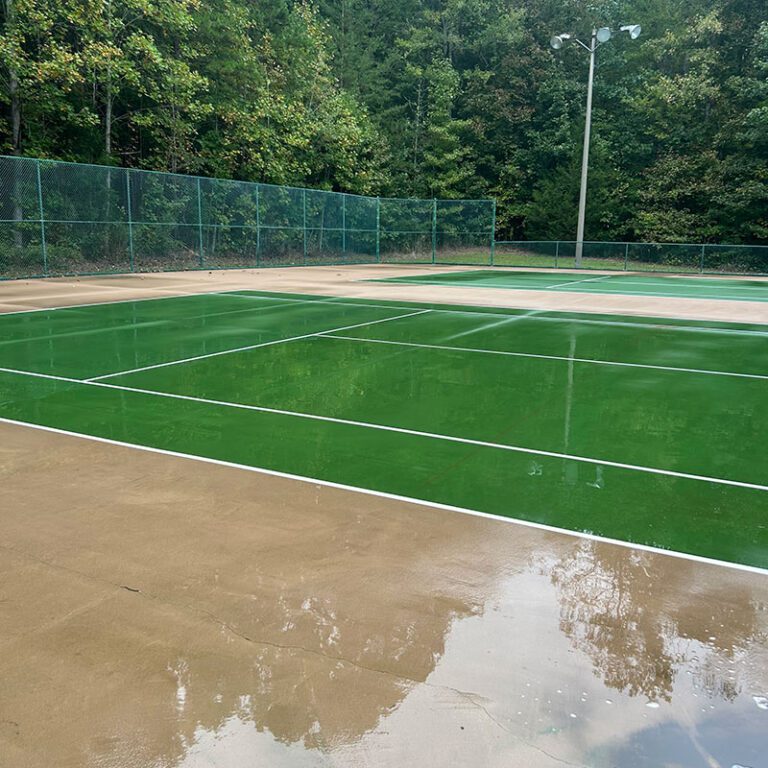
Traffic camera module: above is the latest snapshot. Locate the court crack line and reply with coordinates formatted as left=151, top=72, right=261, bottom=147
left=451, top=690, right=586, bottom=767
left=0, top=541, right=500, bottom=700
left=2, top=539, right=585, bottom=762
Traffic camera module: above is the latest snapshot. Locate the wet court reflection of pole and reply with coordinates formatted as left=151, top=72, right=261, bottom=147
left=563, top=331, right=577, bottom=485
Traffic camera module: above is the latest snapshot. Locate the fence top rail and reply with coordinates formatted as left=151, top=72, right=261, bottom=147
left=495, top=239, right=768, bottom=251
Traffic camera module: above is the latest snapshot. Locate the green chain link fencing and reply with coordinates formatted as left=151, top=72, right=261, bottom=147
left=0, top=155, right=495, bottom=279
left=493, top=240, right=768, bottom=275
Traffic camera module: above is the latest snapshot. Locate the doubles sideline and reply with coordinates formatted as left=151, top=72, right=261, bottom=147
left=0, top=414, right=766, bottom=577
left=0, top=365, right=766, bottom=493
left=2, top=287, right=765, bottom=336
left=377, top=278, right=768, bottom=302
left=221, top=292, right=768, bottom=335
left=409, top=273, right=768, bottom=293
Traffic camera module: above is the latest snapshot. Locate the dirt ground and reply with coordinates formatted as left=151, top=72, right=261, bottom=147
left=1, top=265, right=767, bottom=768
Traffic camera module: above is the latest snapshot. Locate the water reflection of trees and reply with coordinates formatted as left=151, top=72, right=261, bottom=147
left=68, top=496, right=510, bottom=768
left=547, top=540, right=764, bottom=703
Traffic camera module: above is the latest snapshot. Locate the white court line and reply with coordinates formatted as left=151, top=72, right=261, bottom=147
left=320, top=334, right=768, bottom=381
left=600, top=279, right=768, bottom=292
left=0, top=415, right=765, bottom=576
left=443, top=312, right=544, bottom=341
left=0, top=298, right=307, bottom=346
left=86, top=309, right=431, bottom=381
left=546, top=274, right=615, bottom=289
left=375, top=279, right=768, bottom=303
left=3, top=288, right=765, bottom=336
left=0, top=290, right=209, bottom=316
left=221, top=292, right=768, bottom=336
left=1, top=366, right=766, bottom=493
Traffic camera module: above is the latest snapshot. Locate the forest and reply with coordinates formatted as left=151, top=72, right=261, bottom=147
left=1, top=0, right=766, bottom=243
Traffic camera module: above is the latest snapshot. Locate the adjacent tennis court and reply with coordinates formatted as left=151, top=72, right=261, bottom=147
left=374, top=269, right=768, bottom=301
left=2, top=288, right=766, bottom=570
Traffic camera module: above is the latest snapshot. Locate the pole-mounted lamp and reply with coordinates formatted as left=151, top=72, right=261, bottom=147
left=549, top=25, right=642, bottom=266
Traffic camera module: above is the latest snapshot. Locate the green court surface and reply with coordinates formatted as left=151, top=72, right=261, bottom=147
left=1, top=290, right=766, bottom=569
left=374, top=269, right=768, bottom=302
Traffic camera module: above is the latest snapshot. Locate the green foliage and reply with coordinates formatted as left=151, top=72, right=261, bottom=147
left=1, top=0, right=767, bottom=243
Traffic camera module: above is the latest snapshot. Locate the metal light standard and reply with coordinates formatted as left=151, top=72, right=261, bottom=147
left=550, top=25, right=642, bottom=267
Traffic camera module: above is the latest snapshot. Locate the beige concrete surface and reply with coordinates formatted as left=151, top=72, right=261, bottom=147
left=1, top=422, right=767, bottom=768
left=1, top=264, right=767, bottom=323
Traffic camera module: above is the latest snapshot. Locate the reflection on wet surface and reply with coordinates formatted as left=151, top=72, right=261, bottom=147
left=1, top=422, right=766, bottom=768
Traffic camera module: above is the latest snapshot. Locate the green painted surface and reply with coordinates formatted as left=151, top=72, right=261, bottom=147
left=374, top=269, right=768, bottom=302
left=1, top=291, right=766, bottom=568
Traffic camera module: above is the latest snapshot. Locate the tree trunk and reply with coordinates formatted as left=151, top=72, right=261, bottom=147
left=104, top=0, right=112, bottom=159
left=6, top=0, right=23, bottom=247
left=105, top=69, right=112, bottom=157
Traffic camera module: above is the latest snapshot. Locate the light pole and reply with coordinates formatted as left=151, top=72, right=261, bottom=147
left=550, top=24, right=642, bottom=267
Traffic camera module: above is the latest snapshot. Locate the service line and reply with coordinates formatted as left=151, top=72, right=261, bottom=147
left=319, top=334, right=768, bottom=380
left=86, top=309, right=431, bottom=380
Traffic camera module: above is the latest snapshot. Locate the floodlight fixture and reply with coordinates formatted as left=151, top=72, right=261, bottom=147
left=596, top=27, right=612, bottom=43
left=547, top=22, right=644, bottom=265
left=620, top=24, right=642, bottom=39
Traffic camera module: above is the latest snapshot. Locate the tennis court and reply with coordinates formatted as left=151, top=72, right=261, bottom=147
left=374, top=268, right=768, bottom=301
left=3, top=268, right=768, bottom=768
left=2, top=287, right=766, bottom=570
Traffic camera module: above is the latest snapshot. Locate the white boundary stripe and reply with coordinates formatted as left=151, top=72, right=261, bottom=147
left=320, top=334, right=768, bottom=381
left=0, top=290, right=212, bottom=316
left=479, top=274, right=768, bottom=293
left=0, top=415, right=765, bottom=576
left=3, top=288, right=765, bottom=336
left=0, top=288, right=361, bottom=318
left=546, top=274, right=614, bottom=289
left=0, top=298, right=312, bottom=346
left=380, top=277, right=768, bottom=303
left=87, top=309, right=431, bottom=381
left=2, top=365, right=766, bottom=492
left=602, top=279, right=768, bottom=292
left=221, top=292, right=768, bottom=335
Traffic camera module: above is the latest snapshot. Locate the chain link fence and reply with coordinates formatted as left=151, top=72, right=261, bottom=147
left=493, top=240, right=768, bottom=275
left=6, top=156, right=763, bottom=280
left=0, top=156, right=495, bottom=279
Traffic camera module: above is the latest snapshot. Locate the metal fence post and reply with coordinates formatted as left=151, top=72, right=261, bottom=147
left=490, top=199, right=496, bottom=266
left=302, top=188, right=308, bottom=264
left=555, top=240, right=560, bottom=268
left=342, top=194, right=347, bottom=256
left=196, top=177, right=204, bottom=267
left=375, top=196, right=381, bottom=262
left=431, top=198, right=437, bottom=264
left=255, top=184, right=260, bottom=268
left=700, top=244, right=706, bottom=273
left=624, top=242, right=629, bottom=271
left=35, top=159, right=48, bottom=276
left=125, top=170, right=135, bottom=272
